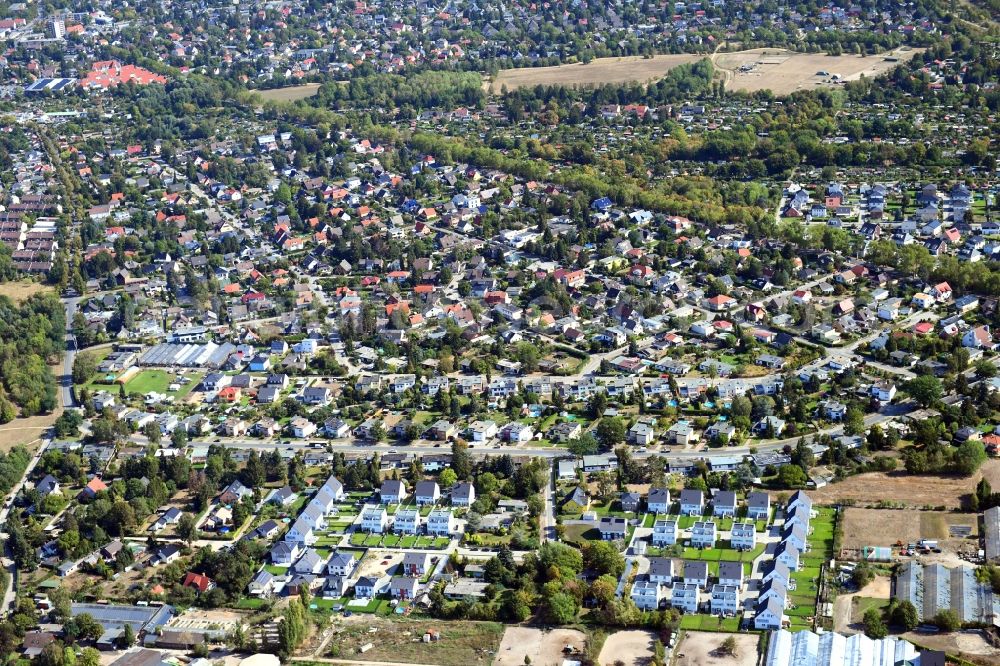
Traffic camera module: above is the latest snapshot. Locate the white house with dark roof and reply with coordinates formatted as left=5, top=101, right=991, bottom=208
left=451, top=482, right=476, bottom=507
left=679, top=489, right=704, bottom=515
left=326, top=551, right=357, bottom=577
left=775, top=541, right=800, bottom=571
left=718, top=562, right=744, bottom=588
left=647, top=487, right=670, bottom=513
left=683, top=561, right=709, bottom=588
left=755, top=597, right=785, bottom=630
left=647, top=557, right=675, bottom=584
left=712, top=490, right=737, bottom=517
left=746, top=491, right=770, bottom=520
left=414, top=481, right=440, bottom=505
left=598, top=516, right=628, bottom=541
left=380, top=479, right=407, bottom=504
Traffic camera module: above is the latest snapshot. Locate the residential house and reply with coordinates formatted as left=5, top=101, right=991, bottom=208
left=427, top=509, right=455, bottom=536
left=631, top=578, right=664, bottom=611
left=652, top=519, right=678, bottom=547
left=684, top=561, right=710, bottom=588
left=402, top=552, right=433, bottom=576
left=731, top=521, right=757, bottom=551
left=648, top=488, right=671, bottom=514
left=691, top=521, right=717, bottom=549
left=746, top=492, right=770, bottom=520
left=354, top=575, right=390, bottom=599
left=710, top=584, right=740, bottom=616
left=598, top=516, right=628, bottom=541
left=361, top=506, right=388, bottom=533
left=380, top=480, right=407, bottom=504
left=713, top=491, right=737, bottom=518
left=414, top=481, right=440, bottom=506
left=679, top=489, right=704, bottom=516
left=451, top=482, right=476, bottom=507
left=671, top=583, right=700, bottom=613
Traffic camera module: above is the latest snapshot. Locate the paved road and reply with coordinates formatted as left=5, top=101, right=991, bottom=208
left=539, top=461, right=557, bottom=543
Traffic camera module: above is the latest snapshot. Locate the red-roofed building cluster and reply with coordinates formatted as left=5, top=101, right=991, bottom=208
left=79, top=60, right=167, bottom=90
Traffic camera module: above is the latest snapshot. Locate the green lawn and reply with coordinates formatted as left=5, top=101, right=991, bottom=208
left=236, top=598, right=270, bottom=610
left=679, top=615, right=741, bottom=632
left=681, top=544, right=765, bottom=563
left=127, top=369, right=201, bottom=396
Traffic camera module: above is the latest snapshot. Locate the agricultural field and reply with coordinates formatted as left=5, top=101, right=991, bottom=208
left=254, top=83, right=321, bottom=102
left=486, top=54, right=703, bottom=92
left=713, top=47, right=921, bottom=95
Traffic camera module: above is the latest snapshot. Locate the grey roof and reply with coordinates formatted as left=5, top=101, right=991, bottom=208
left=718, top=561, right=743, bottom=581
left=684, top=561, right=709, bottom=579
left=747, top=491, right=770, bottom=510
left=679, top=489, right=704, bottom=505
left=647, top=557, right=674, bottom=578
left=714, top=490, right=737, bottom=507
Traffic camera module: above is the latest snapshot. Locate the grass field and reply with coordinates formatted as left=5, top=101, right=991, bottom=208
left=122, top=369, right=203, bottom=397
left=487, top=54, right=703, bottom=92
left=679, top=615, right=741, bottom=632
left=255, top=83, right=321, bottom=102
left=0, top=280, right=53, bottom=303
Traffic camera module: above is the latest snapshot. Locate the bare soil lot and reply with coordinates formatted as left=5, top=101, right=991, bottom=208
left=494, top=626, right=586, bottom=666
left=355, top=549, right=404, bottom=578
left=714, top=47, right=921, bottom=95
left=807, top=460, right=1000, bottom=509
left=901, top=630, right=1000, bottom=665
left=487, top=55, right=702, bottom=92
left=336, top=617, right=503, bottom=666
left=675, top=631, right=759, bottom=666
left=598, top=630, right=657, bottom=666
left=840, top=508, right=978, bottom=552
left=254, top=83, right=321, bottom=102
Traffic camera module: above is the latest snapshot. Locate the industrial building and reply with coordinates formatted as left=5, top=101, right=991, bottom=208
left=895, top=561, right=1000, bottom=624
left=71, top=603, right=174, bottom=648
left=139, top=341, right=237, bottom=368
left=765, top=629, right=939, bottom=666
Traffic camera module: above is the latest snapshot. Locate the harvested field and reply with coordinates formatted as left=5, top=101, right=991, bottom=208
left=840, top=508, right=978, bottom=551
left=333, top=618, right=502, bottom=665
left=598, top=630, right=657, bottom=666
left=675, top=631, right=759, bottom=666
left=254, top=83, right=321, bottom=102
left=486, top=54, right=702, bottom=92
left=805, top=460, right=1000, bottom=509
left=713, top=47, right=920, bottom=95
left=494, top=626, right=586, bottom=666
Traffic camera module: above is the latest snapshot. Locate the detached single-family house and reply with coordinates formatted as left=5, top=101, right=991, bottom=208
left=711, top=584, right=740, bottom=615
left=631, top=578, right=664, bottom=611
left=361, top=506, right=388, bottom=533
left=414, top=481, right=441, bottom=506
left=451, top=482, right=476, bottom=507
left=598, top=516, right=627, bottom=541
left=380, top=480, right=407, bottom=504
left=671, top=583, right=699, bottom=613
left=402, top=552, right=434, bottom=576
left=746, top=492, right=770, bottom=520
left=648, top=488, right=670, bottom=513
left=679, top=489, right=704, bottom=516
left=712, top=491, right=737, bottom=518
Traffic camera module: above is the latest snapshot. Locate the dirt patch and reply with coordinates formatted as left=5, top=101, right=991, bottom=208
left=254, top=83, right=321, bottom=102
left=0, top=413, right=57, bottom=453
left=840, top=508, right=979, bottom=560
left=902, top=630, right=1000, bottom=665
left=833, top=576, right=892, bottom=633
left=806, top=461, right=1000, bottom=509
left=330, top=617, right=502, bottom=665
left=488, top=54, right=703, bottom=92
left=167, top=608, right=246, bottom=633
left=355, top=550, right=405, bottom=578
left=713, top=47, right=921, bottom=95
left=675, top=631, right=759, bottom=666
left=0, top=280, right=53, bottom=303
left=598, top=630, right=658, bottom=666
left=494, top=626, right=586, bottom=666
